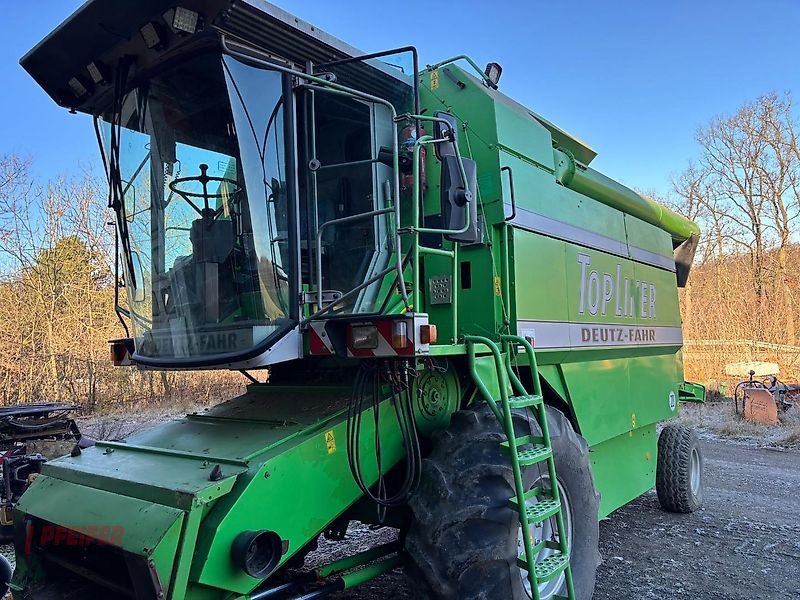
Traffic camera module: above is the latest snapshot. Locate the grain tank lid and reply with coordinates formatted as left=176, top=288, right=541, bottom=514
left=20, top=0, right=367, bottom=114
left=528, top=112, right=597, bottom=166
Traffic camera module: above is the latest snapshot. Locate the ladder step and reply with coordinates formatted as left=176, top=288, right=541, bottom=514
left=516, top=444, right=552, bottom=466
left=501, top=434, right=545, bottom=448
left=517, top=550, right=570, bottom=583
left=507, top=394, right=543, bottom=409
left=509, top=485, right=543, bottom=507
left=500, top=437, right=551, bottom=466
left=521, top=496, right=561, bottom=524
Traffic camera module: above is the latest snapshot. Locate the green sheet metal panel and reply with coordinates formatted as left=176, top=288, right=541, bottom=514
left=15, top=475, right=186, bottom=587
left=515, top=233, right=684, bottom=445
left=632, top=259, right=682, bottom=327
left=513, top=233, right=570, bottom=324
left=560, top=357, right=633, bottom=446
left=493, top=99, right=555, bottom=173
left=192, top=400, right=406, bottom=594
left=627, top=351, right=683, bottom=428
left=42, top=442, right=246, bottom=509
left=500, top=153, right=629, bottom=250
left=624, top=214, right=675, bottom=260
left=589, top=424, right=658, bottom=517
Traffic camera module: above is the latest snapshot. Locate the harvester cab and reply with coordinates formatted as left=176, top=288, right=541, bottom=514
left=16, top=2, right=705, bottom=599
left=94, top=31, right=429, bottom=366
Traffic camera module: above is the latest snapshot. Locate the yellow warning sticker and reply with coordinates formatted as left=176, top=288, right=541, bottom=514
left=494, top=276, right=502, bottom=296
left=325, top=430, right=336, bottom=454
left=430, top=69, right=440, bottom=90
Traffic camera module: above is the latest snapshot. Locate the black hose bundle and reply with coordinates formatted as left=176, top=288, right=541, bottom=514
left=346, top=361, right=422, bottom=516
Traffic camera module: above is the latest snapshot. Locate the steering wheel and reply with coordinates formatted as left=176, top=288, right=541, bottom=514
left=168, top=163, right=242, bottom=219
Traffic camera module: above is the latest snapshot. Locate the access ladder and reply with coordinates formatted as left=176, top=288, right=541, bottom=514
left=465, top=334, right=575, bottom=600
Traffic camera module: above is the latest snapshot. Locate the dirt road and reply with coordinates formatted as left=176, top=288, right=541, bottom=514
left=322, top=436, right=800, bottom=599
left=596, top=437, right=799, bottom=599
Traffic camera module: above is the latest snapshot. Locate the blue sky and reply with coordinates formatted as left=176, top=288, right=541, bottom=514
left=1, top=0, right=798, bottom=196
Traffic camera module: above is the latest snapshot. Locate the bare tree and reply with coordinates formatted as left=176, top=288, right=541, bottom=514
left=672, top=93, right=800, bottom=347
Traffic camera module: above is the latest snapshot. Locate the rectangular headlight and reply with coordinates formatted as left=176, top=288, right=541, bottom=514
left=351, top=325, right=379, bottom=350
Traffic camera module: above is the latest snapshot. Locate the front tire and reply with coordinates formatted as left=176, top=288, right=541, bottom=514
left=406, top=404, right=600, bottom=599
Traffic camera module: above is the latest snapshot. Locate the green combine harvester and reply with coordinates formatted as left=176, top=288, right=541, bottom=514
left=13, top=1, right=706, bottom=598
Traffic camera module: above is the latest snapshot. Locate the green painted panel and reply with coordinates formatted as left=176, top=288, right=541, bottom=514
left=561, top=356, right=632, bottom=446
left=43, top=444, right=245, bottom=509
left=590, top=424, right=657, bottom=517
left=500, top=154, right=629, bottom=246
left=632, top=261, right=682, bottom=327
left=513, top=232, right=569, bottom=322
left=494, top=102, right=554, bottom=171
left=150, top=515, right=185, bottom=591
left=16, top=475, right=185, bottom=559
left=624, top=214, right=674, bottom=260
left=193, top=400, right=406, bottom=594
left=628, top=351, right=684, bottom=427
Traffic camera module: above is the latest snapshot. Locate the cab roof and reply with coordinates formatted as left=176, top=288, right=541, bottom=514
left=21, top=0, right=366, bottom=114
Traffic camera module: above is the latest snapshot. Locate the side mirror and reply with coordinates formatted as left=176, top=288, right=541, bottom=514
left=441, top=155, right=478, bottom=244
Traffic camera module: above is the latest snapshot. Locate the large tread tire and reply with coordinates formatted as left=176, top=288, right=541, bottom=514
left=406, top=404, right=600, bottom=600
left=656, top=425, right=704, bottom=513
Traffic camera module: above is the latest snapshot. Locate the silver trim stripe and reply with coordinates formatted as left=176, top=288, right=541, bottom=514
left=509, top=206, right=676, bottom=272
left=518, top=320, right=683, bottom=350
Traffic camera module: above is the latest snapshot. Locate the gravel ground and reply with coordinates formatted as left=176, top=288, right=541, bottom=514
left=4, top=429, right=798, bottom=599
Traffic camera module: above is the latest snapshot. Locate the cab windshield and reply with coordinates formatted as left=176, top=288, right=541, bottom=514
left=102, top=53, right=293, bottom=362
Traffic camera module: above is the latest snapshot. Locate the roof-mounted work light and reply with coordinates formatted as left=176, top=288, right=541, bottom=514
left=86, top=61, right=109, bottom=85
left=140, top=21, right=165, bottom=50
left=162, top=7, right=202, bottom=35
left=171, top=7, right=200, bottom=34
left=484, top=62, right=503, bottom=88
left=67, top=76, right=88, bottom=99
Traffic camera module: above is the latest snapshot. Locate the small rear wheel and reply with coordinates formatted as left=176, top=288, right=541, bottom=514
left=656, top=425, right=704, bottom=513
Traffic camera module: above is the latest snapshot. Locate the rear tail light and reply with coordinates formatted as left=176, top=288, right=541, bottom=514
left=109, top=339, right=133, bottom=366
left=391, top=321, right=408, bottom=350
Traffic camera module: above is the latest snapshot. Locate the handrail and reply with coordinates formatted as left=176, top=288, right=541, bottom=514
left=409, top=114, right=472, bottom=237
left=499, top=333, right=569, bottom=578
left=499, top=334, right=543, bottom=398
left=405, top=112, right=472, bottom=332
left=315, top=208, right=394, bottom=310
left=464, top=335, right=507, bottom=421
left=425, top=55, right=494, bottom=88
left=300, top=264, right=396, bottom=325
left=501, top=166, right=516, bottom=222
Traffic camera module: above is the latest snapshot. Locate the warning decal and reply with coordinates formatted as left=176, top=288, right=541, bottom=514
left=325, top=430, right=336, bottom=454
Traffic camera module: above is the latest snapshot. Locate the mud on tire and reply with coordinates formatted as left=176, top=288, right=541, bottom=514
left=656, top=425, right=704, bottom=513
left=406, top=404, right=600, bottom=600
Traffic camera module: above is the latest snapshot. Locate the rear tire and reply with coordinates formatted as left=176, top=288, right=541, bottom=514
left=0, top=553, right=10, bottom=596
left=656, top=425, right=704, bottom=513
left=406, top=404, right=600, bottom=599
